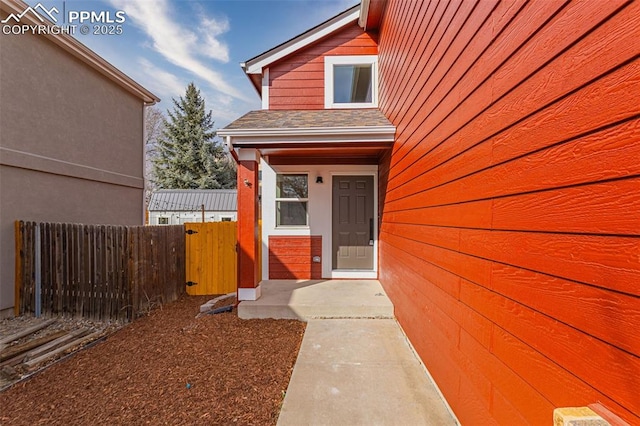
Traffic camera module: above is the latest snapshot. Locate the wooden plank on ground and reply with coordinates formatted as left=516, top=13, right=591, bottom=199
left=0, top=319, right=56, bottom=345
left=0, top=330, right=68, bottom=363
left=25, top=330, right=100, bottom=368
left=24, top=327, right=89, bottom=361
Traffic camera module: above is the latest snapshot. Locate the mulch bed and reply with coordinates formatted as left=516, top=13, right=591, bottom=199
left=0, top=295, right=306, bottom=425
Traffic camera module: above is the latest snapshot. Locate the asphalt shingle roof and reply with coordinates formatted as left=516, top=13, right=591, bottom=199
left=222, top=109, right=393, bottom=130
left=148, top=189, right=237, bottom=212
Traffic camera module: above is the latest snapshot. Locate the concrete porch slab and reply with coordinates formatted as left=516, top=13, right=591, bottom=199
left=237, top=280, right=394, bottom=320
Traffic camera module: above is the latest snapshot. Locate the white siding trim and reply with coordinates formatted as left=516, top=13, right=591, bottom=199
left=261, top=68, right=270, bottom=110
left=238, top=285, right=262, bottom=301
left=237, top=148, right=261, bottom=162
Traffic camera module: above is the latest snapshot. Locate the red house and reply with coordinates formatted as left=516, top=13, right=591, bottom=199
left=218, top=1, right=640, bottom=424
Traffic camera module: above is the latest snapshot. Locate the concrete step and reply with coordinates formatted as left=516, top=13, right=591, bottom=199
left=238, top=280, right=394, bottom=321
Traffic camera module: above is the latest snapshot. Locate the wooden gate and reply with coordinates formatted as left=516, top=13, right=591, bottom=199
left=185, top=222, right=237, bottom=296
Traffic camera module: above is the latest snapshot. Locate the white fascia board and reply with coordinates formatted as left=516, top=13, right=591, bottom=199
left=218, top=126, right=395, bottom=138
left=359, top=0, right=371, bottom=29
left=244, top=7, right=360, bottom=75
left=218, top=126, right=395, bottom=145
left=221, top=130, right=395, bottom=146
left=233, top=136, right=394, bottom=145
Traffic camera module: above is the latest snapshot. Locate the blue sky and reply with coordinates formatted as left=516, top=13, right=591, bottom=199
left=24, top=0, right=357, bottom=127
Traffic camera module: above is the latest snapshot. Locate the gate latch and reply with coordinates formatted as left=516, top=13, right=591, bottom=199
left=185, top=229, right=198, bottom=235
left=186, top=281, right=198, bottom=287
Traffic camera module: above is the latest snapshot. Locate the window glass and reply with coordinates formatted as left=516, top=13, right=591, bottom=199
left=276, top=201, right=308, bottom=226
left=276, top=174, right=308, bottom=198
left=158, top=217, right=169, bottom=225
left=276, top=174, right=308, bottom=226
left=333, top=64, right=372, bottom=103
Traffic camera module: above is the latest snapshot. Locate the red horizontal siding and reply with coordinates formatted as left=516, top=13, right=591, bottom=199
left=384, top=118, right=640, bottom=206
left=377, top=0, right=640, bottom=424
left=268, top=24, right=378, bottom=110
left=386, top=2, right=638, bottom=193
left=268, top=236, right=321, bottom=280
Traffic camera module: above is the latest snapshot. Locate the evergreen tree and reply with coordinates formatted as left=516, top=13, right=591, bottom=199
left=153, top=83, right=236, bottom=189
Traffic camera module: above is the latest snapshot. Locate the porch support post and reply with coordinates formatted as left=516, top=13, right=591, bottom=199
left=237, top=148, right=261, bottom=301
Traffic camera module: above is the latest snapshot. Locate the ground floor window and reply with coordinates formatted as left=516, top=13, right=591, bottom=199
left=158, top=217, right=169, bottom=225
left=276, top=174, right=308, bottom=227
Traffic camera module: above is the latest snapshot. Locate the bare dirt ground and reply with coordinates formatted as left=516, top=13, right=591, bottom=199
left=0, top=295, right=306, bottom=425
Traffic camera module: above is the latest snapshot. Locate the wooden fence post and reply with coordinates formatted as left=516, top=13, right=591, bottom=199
left=14, top=221, right=22, bottom=317
left=35, top=223, right=42, bottom=318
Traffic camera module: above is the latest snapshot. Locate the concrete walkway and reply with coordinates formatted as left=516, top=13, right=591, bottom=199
left=277, top=319, right=458, bottom=426
left=238, top=280, right=457, bottom=425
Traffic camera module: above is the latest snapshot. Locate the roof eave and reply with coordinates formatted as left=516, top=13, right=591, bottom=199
left=218, top=126, right=396, bottom=146
left=359, top=0, right=370, bottom=29
left=359, top=0, right=387, bottom=31
left=218, top=126, right=395, bottom=137
left=2, top=0, right=160, bottom=105
left=243, top=5, right=361, bottom=76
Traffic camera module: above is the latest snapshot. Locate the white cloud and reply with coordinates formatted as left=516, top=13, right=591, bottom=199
left=108, top=0, right=246, bottom=101
left=137, top=58, right=185, bottom=100
left=216, top=94, right=234, bottom=107
left=198, top=15, right=230, bottom=62
left=199, top=89, right=245, bottom=126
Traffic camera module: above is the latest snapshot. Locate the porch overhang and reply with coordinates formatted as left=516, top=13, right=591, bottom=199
left=218, top=109, right=396, bottom=164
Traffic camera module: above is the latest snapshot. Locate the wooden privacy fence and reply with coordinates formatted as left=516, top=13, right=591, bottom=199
left=15, top=221, right=186, bottom=322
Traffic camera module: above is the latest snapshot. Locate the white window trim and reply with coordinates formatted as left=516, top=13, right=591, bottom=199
left=324, top=55, right=378, bottom=109
left=261, top=68, right=269, bottom=110
left=275, top=173, right=310, bottom=228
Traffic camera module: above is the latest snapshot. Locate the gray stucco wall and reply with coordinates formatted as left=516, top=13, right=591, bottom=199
left=0, top=23, right=145, bottom=316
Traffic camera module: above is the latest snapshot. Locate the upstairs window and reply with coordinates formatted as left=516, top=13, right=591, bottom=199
left=334, top=64, right=372, bottom=103
left=325, top=55, right=378, bottom=108
left=276, top=174, right=308, bottom=227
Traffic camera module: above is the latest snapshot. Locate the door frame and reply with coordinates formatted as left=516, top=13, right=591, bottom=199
left=326, top=171, right=378, bottom=279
